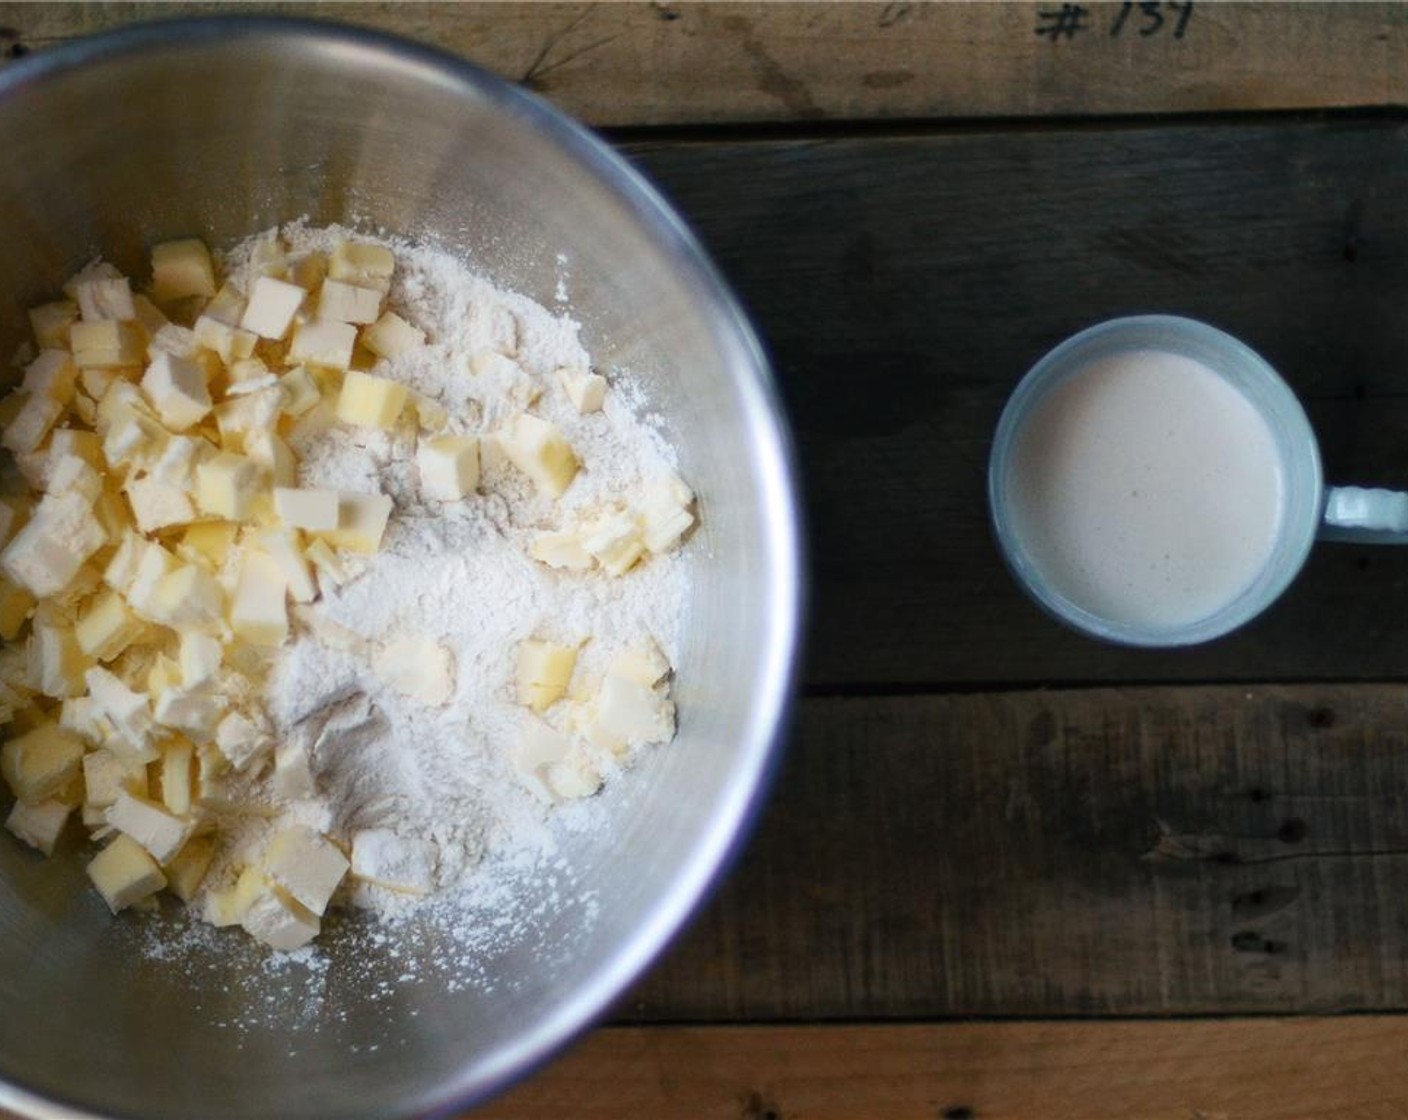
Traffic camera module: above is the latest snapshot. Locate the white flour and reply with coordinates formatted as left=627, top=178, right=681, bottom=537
left=196, top=223, right=689, bottom=924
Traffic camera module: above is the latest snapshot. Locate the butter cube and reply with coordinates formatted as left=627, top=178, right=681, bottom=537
left=122, top=540, right=179, bottom=620
left=106, top=790, right=192, bottom=863
left=272, top=736, right=314, bottom=799
left=205, top=865, right=264, bottom=927
left=288, top=319, right=357, bottom=370
left=583, top=674, right=676, bottom=756
left=509, top=718, right=573, bottom=800
left=499, top=413, right=579, bottom=499
left=22, top=349, right=79, bottom=403
left=76, top=590, right=145, bottom=662
left=580, top=508, right=645, bottom=576
left=328, top=241, right=395, bottom=293
left=242, top=885, right=321, bottom=951
left=82, top=749, right=143, bottom=809
left=146, top=323, right=200, bottom=362
left=213, top=386, right=284, bottom=442
left=88, top=834, right=167, bottom=912
left=29, top=619, right=90, bottom=699
left=150, top=239, right=217, bottom=303
left=146, top=654, right=181, bottom=696
left=243, top=430, right=296, bottom=488
left=179, top=522, right=238, bottom=570
left=529, top=529, right=594, bottom=571
left=1, top=393, right=62, bottom=455
left=1, top=723, right=85, bottom=804
left=159, top=739, right=194, bottom=816
left=165, top=833, right=215, bottom=901
left=141, top=351, right=212, bottom=431
left=28, top=301, right=79, bottom=349
left=516, top=640, right=578, bottom=713
left=350, top=829, right=436, bottom=895
left=153, top=690, right=225, bottom=740
left=362, top=311, right=425, bottom=358
left=85, top=667, right=155, bottom=756
left=374, top=637, right=455, bottom=706
left=279, top=366, right=321, bottom=417
left=336, top=370, right=407, bottom=429
left=240, top=276, right=305, bottom=340
left=102, top=407, right=170, bottom=471
left=273, top=487, right=338, bottom=532
left=141, top=562, right=223, bottom=630
left=227, top=356, right=272, bottom=389
left=321, top=492, right=393, bottom=554
left=71, top=320, right=144, bottom=368
left=264, top=825, right=349, bottom=915
left=556, top=364, right=607, bottom=414
left=192, top=315, right=257, bottom=365
left=75, top=276, right=136, bottom=323
left=319, top=279, right=382, bottom=324
left=124, top=476, right=196, bottom=534
left=303, top=539, right=352, bottom=588
left=609, top=642, right=672, bottom=688
left=6, top=798, right=72, bottom=856
left=417, top=435, right=479, bottom=501
left=214, top=710, right=270, bottom=771
left=638, top=476, right=696, bottom=554
left=179, top=632, right=223, bottom=687
left=50, top=427, right=104, bottom=469
left=102, top=531, right=146, bottom=593
left=44, top=456, right=101, bottom=507
left=258, top=529, right=316, bottom=603
left=150, top=434, right=209, bottom=487
left=196, top=452, right=263, bottom=521
left=230, top=551, right=288, bottom=647
left=202, top=284, right=247, bottom=328
left=1, top=491, right=106, bottom=598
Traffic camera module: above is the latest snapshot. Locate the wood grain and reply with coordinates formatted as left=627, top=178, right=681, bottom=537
left=622, top=685, right=1408, bottom=1020
left=2, top=3, right=1407, bottom=127
left=478, top=1018, right=1408, bottom=1120
left=623, top=119, right=1408, bottom=686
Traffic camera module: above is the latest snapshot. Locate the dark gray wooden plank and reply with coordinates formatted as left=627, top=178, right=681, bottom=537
left=620, top=685, right=1408, bottom=1020
left=627, top=120, right=1408, bottom=686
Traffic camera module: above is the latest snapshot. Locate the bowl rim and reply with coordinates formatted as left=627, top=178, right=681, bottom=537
left=0, top=14, right=806, bottom=1120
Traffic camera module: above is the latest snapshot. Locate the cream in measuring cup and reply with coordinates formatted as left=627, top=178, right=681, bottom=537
left=989, top=315, right=1406, bottom=647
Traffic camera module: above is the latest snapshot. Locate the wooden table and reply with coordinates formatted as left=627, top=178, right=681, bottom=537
left=9, top=4, right=1408, bottom=1117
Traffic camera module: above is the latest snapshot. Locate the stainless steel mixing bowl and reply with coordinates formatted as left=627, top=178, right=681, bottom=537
left=0, top=18, right=801, bottom=1120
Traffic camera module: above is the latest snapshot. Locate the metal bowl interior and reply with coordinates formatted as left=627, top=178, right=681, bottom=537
left=0, top=19, right=801, bottom=1120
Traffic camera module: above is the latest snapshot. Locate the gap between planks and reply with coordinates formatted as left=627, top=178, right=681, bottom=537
left=474, top=1018, right=1408, bottom=1120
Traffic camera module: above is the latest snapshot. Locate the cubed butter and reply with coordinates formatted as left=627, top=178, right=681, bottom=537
left=279, top=366, right=321, bottom=417
left=556, top=364, right=607, bottom=414
left=258, top=529, right=316, bottom=603
left=417, top=435, right=479, bottom=501
left=230, top=550, right=288, bottom=647
left=320, top=492, right=393, bottom=554
left=159, top=739, right=194, bottom=815
left=0, top=491, right=106, bottom=598
left=1, top=722, right=85, bottom=805
left=165, top=833, right=215, bottom=902
left=106, top=790, right=192, bottom=863
left=580, top=508, right=645, bottom=577
left=70, top=320, right=144, bottom=369
left=196, top=452, right=263, bottom=521
left=1, top=393, right=62, bottom=455
left=75, top=276, right=136, bottom=323
left=515, top=640, right=578, bottom=713
left=179, top=632, right=223, bottom=687
left=288, top=319, right=357, bottom=371
left=28, top=301, right=78, bottom=350
left=273, top=487, right=339, bottom=532
left=529, top=529, right=594, bottom=571
left=318, top=279, right=382, bottom=324
left=239, top=276, right=305, bottom=340
left=140, top=351, right=212, bottom=431
left=124, top=476, right=197, bottom=534
left=76, top=590, right=145, bottom=662
left=22, top=350, right=79, bottom=403
left=150, top=239, right=217, bottom=303
left=242, top=884, right=321, bottom=951
left=499, top=413, right=579, bottom=499
left=87, top=833, right=167, bottom=912
left=362, top=311, right=424, bottom=358
left=153, top=689, right=225, bottom=740
left=214, top=710, right=270, bottom=771
left=336, top=370, right=407, bottom=429
left=6, top=797, right=72, bottom=856
left=263, top=825, right=349, bottom=915
left=328, top=241, right=395, bottom=292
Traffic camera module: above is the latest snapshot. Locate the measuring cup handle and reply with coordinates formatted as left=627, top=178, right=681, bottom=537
left=1320, top=485, right=1408, bottom=543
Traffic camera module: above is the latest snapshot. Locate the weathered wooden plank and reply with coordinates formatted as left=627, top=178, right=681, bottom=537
left=478, top=1019, right=1408, bottom=1120
left=620, top=685, right=1408, bottom=1020
left=624, top=120, right=1408, bottom=686
left=2, top=3, right=1407, bottom=127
